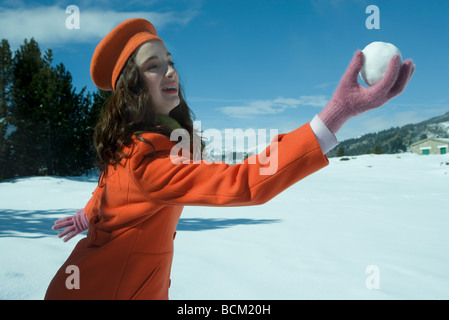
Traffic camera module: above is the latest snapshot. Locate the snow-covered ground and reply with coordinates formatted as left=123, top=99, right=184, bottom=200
left=1, top=153, right=448, bottom=300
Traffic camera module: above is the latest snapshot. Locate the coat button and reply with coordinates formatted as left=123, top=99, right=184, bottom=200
left=173, top=231, right=177, bottom=240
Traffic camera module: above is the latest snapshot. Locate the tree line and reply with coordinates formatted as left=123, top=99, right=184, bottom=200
left=0, top=38, right=111, bottom=180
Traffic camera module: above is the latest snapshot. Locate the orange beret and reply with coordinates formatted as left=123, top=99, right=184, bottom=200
left=90, top=18, right=163, bottom=91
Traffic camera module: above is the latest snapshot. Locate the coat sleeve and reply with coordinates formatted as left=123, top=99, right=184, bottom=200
left=84, top=185, right=102, bottom=219
left=129, top=123, right=329, bottom=207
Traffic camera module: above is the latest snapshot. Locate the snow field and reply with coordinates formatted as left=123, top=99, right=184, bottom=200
left=0, top=153, right=448, bottom=299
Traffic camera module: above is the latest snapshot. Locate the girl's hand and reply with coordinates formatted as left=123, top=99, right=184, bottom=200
left=52, top=209, right=89, bottom=242
left=318, top=50, right=415, bottom=134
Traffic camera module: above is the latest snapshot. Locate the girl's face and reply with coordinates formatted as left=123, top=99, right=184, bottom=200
left=135, top=41, right=180, bottom=116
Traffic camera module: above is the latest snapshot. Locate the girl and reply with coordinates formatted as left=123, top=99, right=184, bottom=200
left=45, top=18, right=414, bottom=300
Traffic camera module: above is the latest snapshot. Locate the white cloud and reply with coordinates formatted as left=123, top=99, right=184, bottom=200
left=0, top=4, right=197, bottom=48
left=218, top=95, right=328, bottom=118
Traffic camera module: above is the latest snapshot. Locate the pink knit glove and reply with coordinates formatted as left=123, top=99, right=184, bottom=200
left=318, top=50, right=415, bottom=134
left=52, top=209, right=90, bottom=242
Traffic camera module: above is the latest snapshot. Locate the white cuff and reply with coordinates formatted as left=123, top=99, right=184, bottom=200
left=310, top=115, right=339, bottom=154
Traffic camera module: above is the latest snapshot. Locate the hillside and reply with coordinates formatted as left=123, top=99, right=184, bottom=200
left=328, top=111, right=449, bottom=157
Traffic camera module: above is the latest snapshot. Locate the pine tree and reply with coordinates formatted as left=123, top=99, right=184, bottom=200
left=85, top=89, right=111, bottom=169
left=8, top=38, right=97, bottom=177
left=2, top=37, right=111, bottom=179
left=373, top=145, right=384, bottom=154
left=9, top=38, right=45, bottom=177
left=0, top=39, right=12, bottom=179
left=336, top=146, right=345, bottom=157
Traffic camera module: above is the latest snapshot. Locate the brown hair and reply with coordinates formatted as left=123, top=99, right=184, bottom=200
left=93, top=51, right=202, bottom=174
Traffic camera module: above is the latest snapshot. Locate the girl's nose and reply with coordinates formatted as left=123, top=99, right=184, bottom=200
left=166, top=63, right=176, bottom=78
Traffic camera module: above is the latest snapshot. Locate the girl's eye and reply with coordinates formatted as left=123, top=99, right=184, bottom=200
left=146, top=61, right=174, bottom=71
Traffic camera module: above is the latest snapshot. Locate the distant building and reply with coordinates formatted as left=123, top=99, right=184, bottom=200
left=411, top=138, right=449, bottom=155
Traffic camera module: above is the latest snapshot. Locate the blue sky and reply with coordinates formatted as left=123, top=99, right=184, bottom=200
left=1, top=0, right=448, bottom=141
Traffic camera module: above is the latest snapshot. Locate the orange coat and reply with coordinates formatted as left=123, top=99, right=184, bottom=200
left=44, top=123, right=329, bottom=300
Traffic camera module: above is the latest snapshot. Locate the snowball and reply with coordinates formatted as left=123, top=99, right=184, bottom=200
left=360, top=41, right=402, bottom=86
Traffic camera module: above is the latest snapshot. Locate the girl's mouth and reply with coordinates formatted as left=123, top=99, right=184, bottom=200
left=162, top=83, right=178, bottom=95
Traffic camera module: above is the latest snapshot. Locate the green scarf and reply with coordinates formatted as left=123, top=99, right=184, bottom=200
left=156, top=114, right=205, bottom=155
left=156, top=114, right=183, bottom=131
